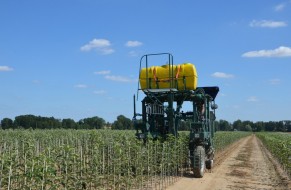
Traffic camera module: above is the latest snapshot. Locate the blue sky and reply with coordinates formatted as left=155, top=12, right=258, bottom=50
left=1, top=0, right=291, bottom=123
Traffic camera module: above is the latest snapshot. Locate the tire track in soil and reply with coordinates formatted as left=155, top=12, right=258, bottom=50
left=166, top=135, right=290, bottom=190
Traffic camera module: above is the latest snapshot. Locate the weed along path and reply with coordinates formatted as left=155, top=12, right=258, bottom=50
left=167, top=135, right=290, bottom=190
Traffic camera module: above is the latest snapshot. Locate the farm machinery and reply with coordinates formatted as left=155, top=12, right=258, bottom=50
left=133, top=53, right=219, bottom=177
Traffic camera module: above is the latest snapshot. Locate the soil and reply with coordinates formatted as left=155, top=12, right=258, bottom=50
left=166, top=135, right=291, bottom=190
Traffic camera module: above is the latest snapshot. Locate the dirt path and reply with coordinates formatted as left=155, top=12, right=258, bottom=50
left=167, top=135, right=290, bottom=190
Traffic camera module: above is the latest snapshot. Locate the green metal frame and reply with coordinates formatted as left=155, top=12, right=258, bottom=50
left=134, top=53, right=218, bottom=139
left=133, top=53, right=219, bottom=176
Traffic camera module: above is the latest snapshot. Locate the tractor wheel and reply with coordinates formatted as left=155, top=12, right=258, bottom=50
left=192, top=146, right=205, bottom=178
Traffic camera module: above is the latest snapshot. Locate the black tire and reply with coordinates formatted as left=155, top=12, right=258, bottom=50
left=192, top=146, right=205, bottom=178
left=205, top=159, right=213, bottom=170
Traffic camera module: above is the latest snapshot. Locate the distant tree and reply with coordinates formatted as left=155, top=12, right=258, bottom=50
left=104, top=122, right=112, bottom=129
left=214, top=120, right=219, bottom=131
left=284, top=120, right=291, bottom=132
left=112, top=115, right=133, bottom=130
left=14, top=115, right=36, bottom=129
left=233, top=120, right=243, bottom=131
left=62, top=118, right=77, bottom=129
left=276, top=121, right=286, bottom=132
left=14, top=115, right=62, bottom=129
left=1, top=118, right=13, bottom=129
left=265, top=121, right=276, bottom=131
left=253, top=121, right=265, bottom=132
left=218, top=119, right=232, bottom=131
left=241, top=120, right=254, bottom=131
left=79, top=116, right=105, bottom=129
left=244, top=124, right=252, bottom=131
left=78, top=120, right=91, bottom=129
left=45, top=117, right=62, bottom=129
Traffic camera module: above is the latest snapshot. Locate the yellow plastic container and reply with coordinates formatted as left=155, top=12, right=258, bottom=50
left=139, top=63, right=198, bottom=90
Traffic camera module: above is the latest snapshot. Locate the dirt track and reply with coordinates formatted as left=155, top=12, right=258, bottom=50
left=167, top=135, right=290, bottom=190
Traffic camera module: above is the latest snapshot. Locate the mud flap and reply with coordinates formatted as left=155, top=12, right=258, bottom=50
left=206, top=159, right=214, bottom=170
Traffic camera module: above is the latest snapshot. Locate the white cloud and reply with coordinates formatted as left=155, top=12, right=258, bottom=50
left=242, top=46, right=291, bottom=57
left=274, top=3, right=286, bottom=11
left=269, top=79, right=281, bottom=85
left=105, top=75, right=137, bottom=83
left=80, top=38, right=114, bottom=54
left=125, top=40, right=143, bottom=47
left=247, top=96, right=259, bottom=102
left=94, top=70, right=111, bottom=75
left=101, top=48, right=115, bottom=55
left=249, top=20, right=287, bottom=28
left=0, top=66, right=13, bottom=71
left=74, top=84, right=88, bottom=88
left=211, top=72, right=234, bottom=78
left=93, top=90, right=106, bottom=95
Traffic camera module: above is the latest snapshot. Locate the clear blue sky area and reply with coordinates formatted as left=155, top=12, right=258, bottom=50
left=1, top=0, right=291, bottom=122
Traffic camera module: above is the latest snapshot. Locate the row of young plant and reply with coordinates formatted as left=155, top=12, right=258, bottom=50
left=0, top=129, right=250, bottom=190
left=0, top=129, right=189, bottom=190
left=256, top=132, right=291, bottom=177
left=213, top=131, right=251, bottom=152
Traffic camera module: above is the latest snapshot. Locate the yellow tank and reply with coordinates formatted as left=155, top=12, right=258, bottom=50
left=139, top=63, right=198, bottom=90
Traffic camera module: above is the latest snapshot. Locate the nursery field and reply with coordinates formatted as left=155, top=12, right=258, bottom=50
left=256, top=132, right=291, bottom=176
left=0, top=129, right=250, bottom=190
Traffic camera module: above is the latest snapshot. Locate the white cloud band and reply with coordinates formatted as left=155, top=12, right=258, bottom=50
left=250, top=20, right=287, bottom=28
left=125, top=41, right=143, bottom=47
left=80, top=38, right=114, bottom=54
left=211, top=72, right=234, bottom=78
left=274, top=3, right=286, bottom=11
left=105, top=75, right=137, bottom=83
left=0, top=66, right=13, bottom=71
left=242, top=46, right=291, bottom=57
left=94, top=70, right=111, bottom=75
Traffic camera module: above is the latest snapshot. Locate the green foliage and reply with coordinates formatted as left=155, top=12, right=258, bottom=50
left=62, top=118, right=77, bottom=129
left=78, top=116, right=105, bottom=129
left=1, top=115, right=108, bottom=130
left=2, top=115, right=290, bottom=132
left=233, top=120, right=253, bottom=131
left=111, top=115, right=133, bottom=130
left=217, top=119, right=232, bottom=131
left=231, top=120, right=290, bottom=132
left=14, top=115, right=61, bottom=129
left=0, top=118, right=13, bottom=129
left=213, top=131, right=251, bottom=152
left=256, top=132, right=291, bottom=177
left=0, top=130, right=250, bottom=189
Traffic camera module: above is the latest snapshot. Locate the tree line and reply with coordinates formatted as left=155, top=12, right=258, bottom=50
left=0, top=114, right=133, bottom=130
left=176, top=119, right=291, bottom=132
left=1, top=115, right=290, bottom=132
left=216, top=119, right=291, bottom=132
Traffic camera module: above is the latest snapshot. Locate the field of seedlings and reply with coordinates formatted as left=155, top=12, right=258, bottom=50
left=256, top=132, right=291, bottom=176
left=0, top=129, right=250, bottom=190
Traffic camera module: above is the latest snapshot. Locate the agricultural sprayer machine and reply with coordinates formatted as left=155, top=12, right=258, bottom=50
left=133, top=53, right=219, bottom=177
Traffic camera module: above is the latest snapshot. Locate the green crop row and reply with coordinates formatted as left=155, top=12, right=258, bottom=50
left=0, top=129, right=250, bottom=190
left=256, top=132, right=291, bottom=177
left=214, top=131, right=251, bottom=152
left=0, top=130, right=188, bottom=190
